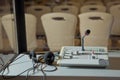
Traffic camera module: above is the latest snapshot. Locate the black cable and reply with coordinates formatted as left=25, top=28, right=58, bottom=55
left=0, top=57, right=5, bottom=66
left=1, top=52, right=35, bottom=79
left=1, top=66, right=34, bottom=79
left=43, top=65, right=58, bottom=72
left=0, top=64, right=3, bottom=66
left=41, top=64, right=47, bottom=80
left=26, top=63, right=42, bottom=80
left=39, top=64, right=58, bottom=80
left=0, top=52, right=29, bottom=73
left=1, top=53, right=58, bottom=80
left=0, top=57, right=10, bottom=75
left=0, top=52, right=32, bottom=80
left=8, top=52, right=30, bottom=67
left=25, top=67, right=34, bottom=80
left=0, top=53, right=19, bottom=72
left=0, top=63, right=4, bottom=70
left=9, top=61, right=32, bottom=67
left=13, top=54, right=26, bottom=61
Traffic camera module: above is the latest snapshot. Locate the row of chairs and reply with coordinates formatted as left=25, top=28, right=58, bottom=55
left=1, top=2, right=119, bottom=37
left=0, top=12, right=113, bottom=52
left=24, top=0, right=120, bottom=9
left=25, top=4, right=120, bottom=35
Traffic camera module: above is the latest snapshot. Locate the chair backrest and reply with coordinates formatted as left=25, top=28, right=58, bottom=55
left=62, top=1, right=81, bottom=9
left=0, top=19, right=3, bottom=50
left=103, top=0, right=111, bottom=4
left=0, top=6, right=10, bottom=17
left=53, top=5, right=79, bottom=15
left=41, top=12, right=77, bottom=51
left=0, top=5, right=11, bottom=51
left=106, top=1, right=120, bottom=11
left=109, top=5, right=120, bottom=35
left=80, top=5, right=106, bottom=13
left=1, top=14, right=37, bottom=52
left=65, top=0, right=82, bottom=2
left=83, top=1, right=103, bottom=5
left=85, top=0, right=102, bottom=2
left=78, top=12, right=113, bottom=47
left=26, top=5, right=51, bottom=36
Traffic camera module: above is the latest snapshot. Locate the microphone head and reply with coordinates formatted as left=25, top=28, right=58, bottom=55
left=85, top=29, right=91, bottom=36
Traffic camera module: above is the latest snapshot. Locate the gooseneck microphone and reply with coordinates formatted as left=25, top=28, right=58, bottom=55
left=81, top=29, right=91, bottom=51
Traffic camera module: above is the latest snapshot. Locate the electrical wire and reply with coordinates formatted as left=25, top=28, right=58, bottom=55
left=25, top=68, right=33, bottom=80
left=9, top=60, right=31, bottom=66
left=13, top=54, right=26, bottom=61
left=25, top=63, right=58, bottom=80
left=0, top=52, right=28, bottom=73
left=42, top=65, right=58, bottom=72
left=41, top=64, right=47, bottom=80
left=1, top=66, right=34, bottom=79
left=2, top=63, right=57, bottom=80
left=25, top=63, right=42, bottom=80
left=0, top=56, right=10, bottom=75
left=38, top=64, right=58, bottom=80
left=0, top=53, right=19, bottom=73
left=0, top=57, right=5, bottom=66
left=1, top=53, right=58, bottom=80
left=0, top=53, right=28, bottom=79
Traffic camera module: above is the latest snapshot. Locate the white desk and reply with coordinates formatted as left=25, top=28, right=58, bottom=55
left=0, top=52, right=120, bottom=80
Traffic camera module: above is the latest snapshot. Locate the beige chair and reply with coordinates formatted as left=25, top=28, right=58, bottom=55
left=80, top=5, right=106, bottom=13
left=103, top=0, right=111, bottom=4
left=85, top=0, right=102, bottom=1
left=109, top=5, right=120, bottom=49
left=41, top=12, right=77, bottom=51
left=110, top=5, right=120, bottom=35
left=106, top=1, right=120, bottom=11
left=24, top=0, right=34, bottom=7
left=0, top=20, right=3, bottom=50
left=78, top=12, right=113, bottom=47
left=83, top=1, right=103, bottom=5
left=26, top=5, right=51, bottom=36
left=1, top=14, right=37, bottom=52
left=0, top=6, right=11, bottom=51
left=65, top=0, right=82, bottom=2
left=0, top=6, right=10, bottom=17
left=53, top=5, right=79, bottom=15
left=62, top=1, right=81, bottom=9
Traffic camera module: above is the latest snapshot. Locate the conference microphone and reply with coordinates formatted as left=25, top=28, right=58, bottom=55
left=81, top=29, right=91, bottom=51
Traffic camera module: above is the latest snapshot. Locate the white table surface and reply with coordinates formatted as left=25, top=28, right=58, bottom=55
left=0, top=51, right=120, bottom=77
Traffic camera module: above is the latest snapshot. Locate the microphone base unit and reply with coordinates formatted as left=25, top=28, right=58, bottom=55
left=57, top=46, right=109, bottom=68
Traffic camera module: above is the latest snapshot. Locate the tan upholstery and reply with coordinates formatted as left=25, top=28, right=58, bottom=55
left=26, top=5, right=51, bottom=36
left=0, top=6, right=10, bottom=16
left=66, top=0, right=83, bottom=2
left=24, top=1, right=34, bottom=7
left=103, top=0, right=111, bottom=4
left=41, top=12, right=77, bottom=51
left=80, top=5, right=106, bottom=13
left=83, top=1, right=103, bottom=5
left=110, top=5, right=120, bottom=35
left=85, top=0, right=102, bottom=2
left=62, top=1, right=81, bottom=9
left=0, top=6, right=11, bottom=50
left=106, top=1, right=120, bottom=10
left=78, top=12, right=113, bottom=47
left=53, top=5, right=79, bottom=15
left=0, top=19, right=3, bottom=50
left=1, top=14, right=17, bottom=52
left=1, top=14, right=37, bottom=52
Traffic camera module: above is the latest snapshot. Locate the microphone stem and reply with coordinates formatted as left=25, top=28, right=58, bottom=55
left=81, top=35, right=85, bottom=51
